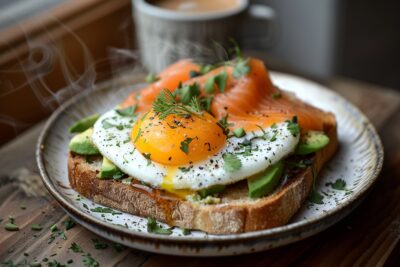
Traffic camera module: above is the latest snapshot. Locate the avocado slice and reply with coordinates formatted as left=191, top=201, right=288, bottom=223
left=68, top=114, right=100, bottom=133
left=296, top=131, right=330, bottom=155
left=68, top=128, right=99, bottom=155
left=198, top=184, right=225, bottom=198
left=98, top=157, right=124, bottom=179
left=248, top=161, right=284, bottom=199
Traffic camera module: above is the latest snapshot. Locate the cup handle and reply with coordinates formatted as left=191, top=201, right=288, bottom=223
left=239, top=0, right=276, bottom=50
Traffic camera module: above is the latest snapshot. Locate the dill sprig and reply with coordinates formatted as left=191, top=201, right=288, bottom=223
left=153, top=89, right=203, bottom=119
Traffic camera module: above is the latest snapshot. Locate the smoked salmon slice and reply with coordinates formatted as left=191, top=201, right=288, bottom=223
left=122, top=58, right=330, bottom=131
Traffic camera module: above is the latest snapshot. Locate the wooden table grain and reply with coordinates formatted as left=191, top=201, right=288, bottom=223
left=1, top=73, right=399, bottom=267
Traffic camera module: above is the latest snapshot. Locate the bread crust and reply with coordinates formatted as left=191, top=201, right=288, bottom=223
left=68, top=113, right=337, bottom=234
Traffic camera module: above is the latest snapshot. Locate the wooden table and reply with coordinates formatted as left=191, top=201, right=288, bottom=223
left=1, top=74, right=400, bottom=266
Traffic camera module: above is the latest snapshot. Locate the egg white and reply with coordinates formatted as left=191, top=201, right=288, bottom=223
left=92, top=109, right=299, bottom=190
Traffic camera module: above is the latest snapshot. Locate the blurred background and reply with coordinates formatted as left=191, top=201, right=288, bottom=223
left=0, top=0, right=399, bottom=146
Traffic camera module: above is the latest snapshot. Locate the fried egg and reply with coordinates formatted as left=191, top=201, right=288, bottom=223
left=92, top=108, right=299, bottom=194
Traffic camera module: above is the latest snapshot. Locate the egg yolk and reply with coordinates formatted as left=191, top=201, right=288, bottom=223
left=131, top=110, right=226, bottom=165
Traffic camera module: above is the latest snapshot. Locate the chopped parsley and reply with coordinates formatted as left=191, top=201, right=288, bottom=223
left=145, top=73, right=159, bottom=83
left=116, top=105, right=137, bottom=117
left=69, top=242, right=83, bottom=253
left=143, top=153, right=152, bottom=166
left=175, top=83, right=200, bottom=104
left=233, top=127, right=246, bottom=138
left=92, top=238, right=108, bottom=249
left=287, top=116, right=300, bottom=137
left=153, top=89, right=202, bottom=119
left=180, top=137, right=193, bottom=154
left=217, top=114, right=234, bottom=135
left=82, top=253, right=99, bottom=267
left=178, top=166, right=192, bottom=172
left=48, top=260, right=66, bottom=267
left=133, top=128, right=142, bottom=143
left=90, top=207, right=122, bottom=215
left=233, top=58, right=251, bottom=78
left=327, top=179, right=351, bottom=192
left=182, top=228, right=191, bottom=235
left=272, top=92, right=282, bottom=99
left=204, top=71, right=228, bottom=93
left=64, top=218, right=75, bottom=230
left=31, top=223, right=43, bottom=231
left=309, top=166, right=324, bottom=204
left=4, top=216, right=18, bottom=231
left=147, top=217, right=172, bottom=235
left=222, top=153, right=242, bottom=172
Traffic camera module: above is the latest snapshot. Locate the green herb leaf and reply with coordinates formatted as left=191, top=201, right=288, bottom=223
left=223, top=153, right=242, bottom=172
left=116, top=105, right=137, bottom=117
left=31, top=223, right=43, bottom=231
left=64, top=218, right=75, bottom=231
left=189, top=70, right=200, bottom=78
left=147, top=217, right=173, bottom=235
left=145, top=73, right=159, bottom=83
left=82, top=253, right=99, bottom=267
left=200, top=64, right=215, bottom=74
left=92, top=238, right=108, bottom=249
left=233, top=58, right=251, bottom=78
left=204, top=76, right=215, bottom=94
left=309, top=190, right=324, bottom=204
left=113, top=243, right=126, bottom=252
left=198, top=95, right=213, bottom=112
left=69, top=242, right=83, bottom=253
left=272, top=92, right=282, bottom=99
left=4, top=222, right=19, bottom=231
left=327, top=179, right=350, bottom=191
left=153, top=89, right=202, bottom=119
left=233, top=127, right=246, bottom=138
left=180, top=137, right=193, bottom=154
left=182, top=228, right=191, bottom=235
left=143, top=153, right=152, bottom=166
left=48, top=260, right=66, bottom=267
left=176, top=83, right=200, bottom=104
left=90, top=207, right=122, bottom=215
left=178, top=166, right=192, bottom=172
left=217, top=114, right=234, bottom=135
left=287, top=116, right=300, bottom=137
left=214, top=71, right=228, bottom=92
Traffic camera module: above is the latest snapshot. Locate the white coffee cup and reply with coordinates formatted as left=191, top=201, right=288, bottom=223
left=133, top=0, right=275, bottom=72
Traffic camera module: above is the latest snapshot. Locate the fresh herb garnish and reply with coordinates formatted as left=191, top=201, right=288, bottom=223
left=309, top=166, right=324, bottom=204
left=143, top=153, right=152, bottom=166
left=326, top=179, right=351, bottom=192
left=64, top=218, right=75, bottom=230
left=116, top=105, right=137, bottom=117
left=223, top=153, right=242, bottom=172
left=92, top=239, right=108, bottom=249
left=180, top=137, right=193, bottom=154
left=82, top=253, right=99, bottom=267
left=69, top=242, right=83, bottom=253
left=31, top=223, right=43, bottom=231
left=182, top=228, right=191, bottom=235
left=287, top=116, right=300, bottom=137
left=90, top=207, right=122, bottom=215
left=4, top=216, right=18, bottom=231
left=50, top=224, right=58, bottom=232
left=205, top=71, right=228, bottom=93
left=189, top=70, right=200, bottom=78
left=175, top=83, right=200, bottom=104
left=48, top=260, right=66, bottom=267
left=233, top=58, right=251, bottom=78
left=217, top=114, right=234, bottom=135
left=200, top=64, right=215, bottom=74
left=272, top=92, right=282, bottom=99
left=178, top=166, right=192, bottom=172
left=113, top=243, right=126, bottom=252
left=153, top=89, right=202, bottom=119
left=233, top=127, right=246, bottom=138
left=145, top=73, right=159, bottom=83
left=198, top=95, right=213, bottom=112
left=147, top=217, right=173, bottom=235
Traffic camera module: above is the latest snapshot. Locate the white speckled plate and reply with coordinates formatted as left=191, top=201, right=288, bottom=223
left=37, top=72, right=383, bottom=256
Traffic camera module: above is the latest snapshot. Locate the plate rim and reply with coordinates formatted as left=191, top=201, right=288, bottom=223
left=36, top=71, right=384, bottom=244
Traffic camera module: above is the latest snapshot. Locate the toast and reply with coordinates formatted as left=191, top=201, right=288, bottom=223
left=68, top=113, right=337, bottom=234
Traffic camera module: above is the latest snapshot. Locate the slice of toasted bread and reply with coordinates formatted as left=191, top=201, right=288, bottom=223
left=68, top=113, right=337, bottom=234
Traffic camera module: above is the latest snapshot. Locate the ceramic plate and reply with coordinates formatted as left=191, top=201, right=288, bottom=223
left=37, top=72, right=383, bottom=256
